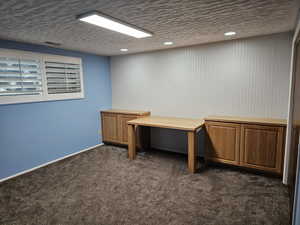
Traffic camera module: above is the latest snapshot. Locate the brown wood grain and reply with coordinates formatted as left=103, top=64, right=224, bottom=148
left=205, top=116, right=286, bottom=126
left=100, top=110, right=150, bottom=145
left=128, top=124, right=136, bottom=160
left=188, top=131, right=197, bottom=173
left=118, top=114, right=138, bottom=144
left=240, top=124, right=284, bottom=174
left=205, top=121, right=240, bottom=166
left=101, top=112, right=118, bottom=142
left=101, top=109, right=150, bottom=116
left=128, top=116, right=204, bottom=131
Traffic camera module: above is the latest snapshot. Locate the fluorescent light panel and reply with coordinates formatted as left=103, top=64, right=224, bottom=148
left=120, top=48, right=128, bottom=52
left=164, top=41, right=173, bottom=45
left=79, top=13, right=152, bottom=38
left=224, top=31, right=236, bottom=36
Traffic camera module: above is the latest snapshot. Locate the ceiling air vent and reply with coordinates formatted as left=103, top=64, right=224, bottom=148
left=44, top=41, right=61, bottom=47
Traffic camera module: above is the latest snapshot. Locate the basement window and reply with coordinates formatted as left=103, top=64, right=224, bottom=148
left=0, top=49, right=84, bottom=105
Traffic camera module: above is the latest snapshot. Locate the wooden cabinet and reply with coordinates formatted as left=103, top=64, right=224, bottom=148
left=240, top=124, right=284, bottom=174
left=101, top=109, right=150, bottom=146
left=117, top=114, right=137, bottom=144
left=205, top=121, right=240, bottom=166
left=205, top=116, right=286, bottom=174
left=102, top=113, right=118, bottom=142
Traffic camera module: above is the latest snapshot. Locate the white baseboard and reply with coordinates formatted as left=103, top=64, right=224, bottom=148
left=0, top=143, right=104, bottom=183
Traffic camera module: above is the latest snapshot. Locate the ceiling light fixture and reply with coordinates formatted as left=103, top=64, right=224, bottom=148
left=164, top=41, right=173, bottom=45
left=120, top=48, right=128, bottom=52
left=77, top=12, right=152, bottom=38
left=224, top=31, right=236, bottom=36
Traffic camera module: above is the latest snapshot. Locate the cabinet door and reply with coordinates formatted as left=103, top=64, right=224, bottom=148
left=101, top=113, right=118, bottom=142
left=117, top=114, right=138, bottom=144
left=240, top=124, right=284, bottom=174
left=206, top=121, right=240, bottom=165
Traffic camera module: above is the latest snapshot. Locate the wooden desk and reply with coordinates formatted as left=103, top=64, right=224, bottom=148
left=127, top=116, right=204, bottom=173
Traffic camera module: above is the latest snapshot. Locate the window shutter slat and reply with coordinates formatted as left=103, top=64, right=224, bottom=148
left=0, top=57, right=42, bottom=96
left=45, top=61, right=81, bottom=95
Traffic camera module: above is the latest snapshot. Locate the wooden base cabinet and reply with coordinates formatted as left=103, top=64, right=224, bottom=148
left=205, top=117, right=286, bottom=174
left=240, top=124, right=284, bottom=174
left=101, top=113, right=118, bottom=143
left=205, top=121, right=240, bottom=166
left=101, top=109, right=150, bottom=147
left=117, top=114, right=139, bottom=145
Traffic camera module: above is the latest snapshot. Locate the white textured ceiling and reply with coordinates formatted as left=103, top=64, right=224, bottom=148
left=0, top=0, right=299, bottom=56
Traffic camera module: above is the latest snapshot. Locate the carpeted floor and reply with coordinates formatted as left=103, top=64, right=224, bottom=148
left=0, top=145, right=290, bottom=225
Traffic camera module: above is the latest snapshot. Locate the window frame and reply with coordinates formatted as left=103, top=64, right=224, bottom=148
left=0, top=48, right=85, bottom=105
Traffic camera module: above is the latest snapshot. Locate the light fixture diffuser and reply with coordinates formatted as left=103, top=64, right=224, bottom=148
left=120, top=48, right=128, bottom=52
left=224, top=31, right=236, bottom=36
left=164, top=41, right=173, bottom=45
left=78, top=12, right=152, bottom=38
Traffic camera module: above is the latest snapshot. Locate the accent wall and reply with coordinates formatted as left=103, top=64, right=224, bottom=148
left=0, top=40, right=111, bottom=179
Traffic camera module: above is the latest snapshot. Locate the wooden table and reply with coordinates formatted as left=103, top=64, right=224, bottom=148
left=127, top=116, right=204, bottom=173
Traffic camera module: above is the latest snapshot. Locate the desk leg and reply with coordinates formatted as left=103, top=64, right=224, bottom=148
left=128, top=124, right=136, bottom=159
left=188, top=131, right=197, bottom=173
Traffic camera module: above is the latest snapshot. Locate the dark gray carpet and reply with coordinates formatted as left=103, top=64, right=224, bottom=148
left=0, top=145, right=290, bottom=225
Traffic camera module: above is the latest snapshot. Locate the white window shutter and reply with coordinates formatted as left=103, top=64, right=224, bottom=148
left=45, top=61, right=82, bottom=94
left=0, top=57, right=42, bottom=96
left=0, top=48, right=84, bottom=105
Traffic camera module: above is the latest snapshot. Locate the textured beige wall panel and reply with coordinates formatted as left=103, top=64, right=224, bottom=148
left=111, top=33, right=292, bottom=119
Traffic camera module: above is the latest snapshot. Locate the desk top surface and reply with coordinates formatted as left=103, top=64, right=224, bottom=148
left=127, top=116, right=204, bottom=131
left=101, top=109, right=150, bottom=116
left=205, top=115, right=286, bottom=126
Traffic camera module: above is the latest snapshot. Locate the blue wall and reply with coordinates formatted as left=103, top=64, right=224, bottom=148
left=0, top=40, right=112, bottom=179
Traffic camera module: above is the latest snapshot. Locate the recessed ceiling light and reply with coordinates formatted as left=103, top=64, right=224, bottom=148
left=120, top=48, right=128, bottom=52
left=164, top=41, right=173, bottom=45
left=78, top=12, right=152, bottom=39
left=224, top=31, right=236, bottom=36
